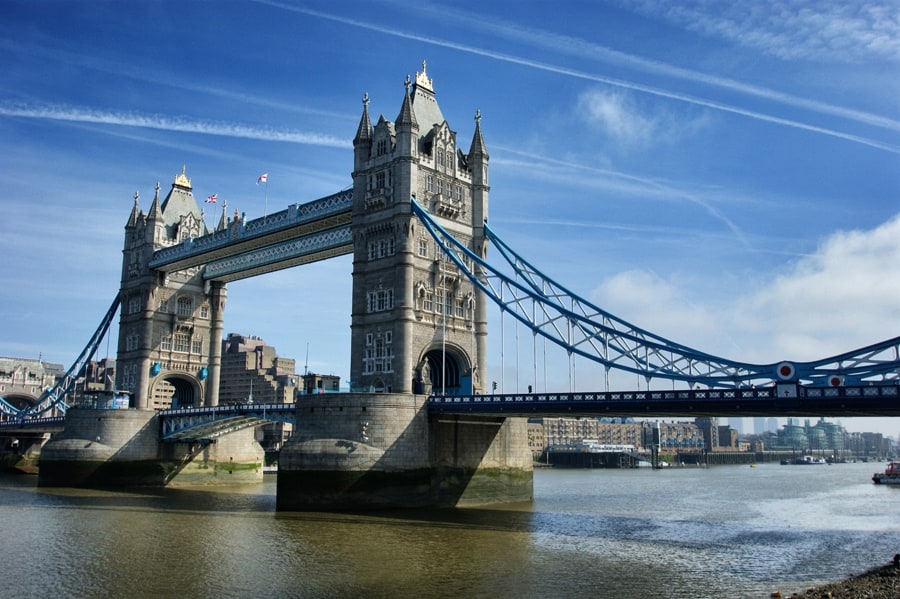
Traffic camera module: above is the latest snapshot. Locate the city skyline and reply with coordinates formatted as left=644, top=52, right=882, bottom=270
left=0, top=2, right=897, bottom=434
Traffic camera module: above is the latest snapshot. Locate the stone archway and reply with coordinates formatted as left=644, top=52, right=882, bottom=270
left=1, top=394, right=36, bottom=412
left=150, top=376, right=199, bottom=409
left=421, top=346, right=469, bottom=396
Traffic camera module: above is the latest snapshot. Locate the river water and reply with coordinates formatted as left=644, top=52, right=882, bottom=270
left=1, top=462, right=897, bottom=599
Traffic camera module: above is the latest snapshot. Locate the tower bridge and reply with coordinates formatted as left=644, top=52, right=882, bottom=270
left=2, top=63, right=898, bottom=509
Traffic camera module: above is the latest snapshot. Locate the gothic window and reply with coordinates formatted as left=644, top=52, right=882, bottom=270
left=126, top=332, right=139, bottom=352
left=426, top=175, right=434, bottom=193
left=437, top=178, right=444, bottom=195
left=456, top=297, right=468, bottom=318
left=368, top=237, right=396, bottom=260
left=128, top=296, right=142, bottom=315
left=176, top=296, right=193, bottom=317
left=191, top=339, right=202, bottom=354
left=174, top=333, right=190, bottom=353
left=423, top=292, right=434, bottom=312
left=418, top=238, right=428, bottom=257
left=376, top=171, right=385, bottom=188
left=363, top=333, right=393, bottom=374
left=159, top=299, right=169, bottom=313
left=200, top=304, right=209, bottom=319
left=437, top=149, right=444, bottom=168
left=161, top=334, right=172, bottom=351
left=377, top=139, right=388, bottom=156
left=366, top=289, right=394, bottom=312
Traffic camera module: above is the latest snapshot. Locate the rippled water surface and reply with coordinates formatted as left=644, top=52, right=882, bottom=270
left=1, top=462, right=897, bottom=598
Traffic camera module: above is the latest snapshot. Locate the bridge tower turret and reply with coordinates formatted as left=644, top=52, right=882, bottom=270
left=117, top=168, right=226, bottom=409
left=349, top=62, right=488, bottom=395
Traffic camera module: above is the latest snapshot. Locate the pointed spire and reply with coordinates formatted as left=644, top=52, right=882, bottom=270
left=148, top=181, right=163, bottom=220
left=468, top=109, right=489, bottom=161
left=126, top=190, right=142, bottom=227
left=354, top=93, right=372, bottom=146
left=396, top=74, right=418, bottom=128
left=216, top=200, right=228, bottom=232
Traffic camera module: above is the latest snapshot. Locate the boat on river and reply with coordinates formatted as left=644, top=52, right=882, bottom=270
left=780, top=455, right=827, bottom=465
left=872, top=461, right=900, bottom=485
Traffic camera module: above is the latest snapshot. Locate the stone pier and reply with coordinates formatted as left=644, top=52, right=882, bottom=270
left=38, top=409, right=263, bottom=487
left=276, top=393, right=533, bottom=510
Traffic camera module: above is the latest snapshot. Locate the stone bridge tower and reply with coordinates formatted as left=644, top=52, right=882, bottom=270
left=349, top=62, right=489, bottom=395
left=117, top=168, right=226, bottom=409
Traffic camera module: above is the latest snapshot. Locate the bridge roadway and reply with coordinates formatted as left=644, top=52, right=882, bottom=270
left=3, top=384, right=897, bottom=441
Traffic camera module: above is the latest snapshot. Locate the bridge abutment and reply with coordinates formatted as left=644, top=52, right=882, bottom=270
left=276, top=392, right=533, bottom=510
left=38, top=409, right=263, bottom=487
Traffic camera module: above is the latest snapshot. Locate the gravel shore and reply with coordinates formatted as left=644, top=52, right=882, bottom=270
left=782, top=558, right=900, bottom=598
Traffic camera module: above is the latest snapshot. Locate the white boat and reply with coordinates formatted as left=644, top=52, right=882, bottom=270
left=872, top=461, right=900, bottom=485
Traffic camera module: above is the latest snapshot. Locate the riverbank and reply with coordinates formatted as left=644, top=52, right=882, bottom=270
left=785, top=558, right=900, bottom=598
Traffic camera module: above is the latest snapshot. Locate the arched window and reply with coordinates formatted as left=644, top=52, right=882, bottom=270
left=176, top=296, right=193, bottom=317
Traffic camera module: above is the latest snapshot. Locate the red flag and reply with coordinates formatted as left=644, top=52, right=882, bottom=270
left=205, top=193, right=218, bottom=203
left=257, top=173, right=268, bottom=184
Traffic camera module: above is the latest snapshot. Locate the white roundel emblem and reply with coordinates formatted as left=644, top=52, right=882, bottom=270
left=775, top=362, right=795, bottom=381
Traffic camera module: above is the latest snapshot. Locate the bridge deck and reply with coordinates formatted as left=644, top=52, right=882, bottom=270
left=427, top=384, right=900, bottom=418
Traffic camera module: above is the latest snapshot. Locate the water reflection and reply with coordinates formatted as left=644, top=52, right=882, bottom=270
left=0, top=464, right=897, bottom=599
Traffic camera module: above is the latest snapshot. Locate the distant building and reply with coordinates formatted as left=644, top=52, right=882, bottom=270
left=526, top=421, right=544, bottom=455
left=717, top=426, right=739, bottom=449
left=218, top=333, right=298, bottom=405
left=695, top=417, right=720, bottom=451
left=216, top=333, right=299, bottom=453
left=651, top=421, right=705, bottom=452
left=0, top=357, right=65, bottom=411
left=299, top=372, right=341, bottom=395
left=538, top=417, right=642, bottom=449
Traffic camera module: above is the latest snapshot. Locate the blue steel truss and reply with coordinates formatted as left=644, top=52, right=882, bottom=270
left=410, top=198, right=900, bottom=388
left=160, top=403, right=296, bottom=442
left=0, top=295, right=121, bottom=422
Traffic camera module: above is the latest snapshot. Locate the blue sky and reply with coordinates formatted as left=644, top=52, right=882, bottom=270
left=1, top=1, right=898, bottom=435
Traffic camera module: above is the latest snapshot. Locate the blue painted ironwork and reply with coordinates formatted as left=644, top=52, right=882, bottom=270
left=0, top=415, right=66, bottom=432
left=202, top=225, right=351, bottom=280
left=428, top=384, right=900, bottom=417
left=0, top=296, right=121, bottom=423
left=149, top=189, right=353, bottom=272
left=159, top=403, right=296, bottom=442
left=411, top=198, right=900, bottom=388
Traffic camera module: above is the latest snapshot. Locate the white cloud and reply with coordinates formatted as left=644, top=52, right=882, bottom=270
left=734, top=213, right=900, bottom=360
left=631, top=0, right=900, bottom=63
left=576, top=88, right=718, bottom=153
left=577, top=90, right=657, bottom=147
left=585, top=214, right=900, bottom=367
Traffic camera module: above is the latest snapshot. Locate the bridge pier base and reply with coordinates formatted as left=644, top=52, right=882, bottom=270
left=38, top=409, right=264, bottom=487
left=276, top=393, right=533, bottom=510
left=0, top=432, right=50, bottom=474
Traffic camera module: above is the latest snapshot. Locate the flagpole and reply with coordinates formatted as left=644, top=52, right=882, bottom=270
left=264, top=179, right=269, bottom=219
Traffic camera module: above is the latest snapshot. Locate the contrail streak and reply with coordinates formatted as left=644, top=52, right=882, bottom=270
left=260, top=1, right=899, bottom=154
left=0, top=103, right=349, bottom=148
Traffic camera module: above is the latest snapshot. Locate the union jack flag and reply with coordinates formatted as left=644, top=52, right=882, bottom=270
left=257, top=173, right=268, bottom=184
left=205, top=193, right=218, bottom=203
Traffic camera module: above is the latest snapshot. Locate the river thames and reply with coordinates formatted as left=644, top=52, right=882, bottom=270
left=1, top=461, right=897, bottom=598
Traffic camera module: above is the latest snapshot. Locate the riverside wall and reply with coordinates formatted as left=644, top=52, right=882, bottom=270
left=277, top=393, right=533, bottom=510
